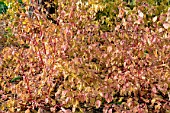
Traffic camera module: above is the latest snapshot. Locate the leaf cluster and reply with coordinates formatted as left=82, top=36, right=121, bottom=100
left=0, top=0, right=170, bottom=112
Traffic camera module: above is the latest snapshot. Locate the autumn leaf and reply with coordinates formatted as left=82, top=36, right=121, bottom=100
left=95, top=100, right=101, bottom=108
left=153, top=16, right=157, bottom=22
left=107, top=46, right=112, bottom=53
left=25, top=109, right=31, bottom=113
left=163, top=22, right=170, bottom=29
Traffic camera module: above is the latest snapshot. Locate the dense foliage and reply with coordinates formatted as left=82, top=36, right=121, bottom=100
left=0, top=0, right=170, bottom=112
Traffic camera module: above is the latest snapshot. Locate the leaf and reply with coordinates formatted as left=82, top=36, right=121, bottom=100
left=23, top=44, right=30, bottom=48
left=0, top=2, right=8, bottom=14
left=22, top=0, right=29, bottom=3
left=163, top=22, right=170, bottom=29
left=61, top=107, right=72, bottom=113
left=155, top=103, right=161, bottom=110
left=138, top=10, right=144, bottom=18
left=38, top=108, right=51, bottom=113
left=116, top=101, right=123, bottom=105
left=151, top=98, right=156, bottom=106
left=9, top=107, right=15, bottom=112
left=153, top=49, right=158, bottom=58
left=152, top=86, right=157, bottom=93
left=1, top=94, right=7, bottom=100
left=118, top=8, right=124, bottom=18
left=103, top=106, right=109, bottom=113
left=107, top=46, right=112, bottom=53
left=152, top=16, right=157, bottom=22
left=25, top=109, right=31, bottom=113
left=108, top=108, right=112, bottom=113
left=95, top=100, right=101, bottom=108
left=105, top=93, right=113, bottom=103
left=10, top=76, right=22, bottom=83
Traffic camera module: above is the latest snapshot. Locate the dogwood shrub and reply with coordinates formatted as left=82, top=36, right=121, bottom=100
left=0, top=0, right=169, bottom=112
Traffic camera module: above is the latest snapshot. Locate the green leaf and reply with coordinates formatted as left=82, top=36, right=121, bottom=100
left=0, top=2, right=8, bottom=14
left=10, top=76, right=22, bottom=83
left=22, top=44, right=30, bottom=49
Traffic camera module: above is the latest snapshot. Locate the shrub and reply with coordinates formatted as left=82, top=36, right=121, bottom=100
left=0, top=0, right=170, bottom=112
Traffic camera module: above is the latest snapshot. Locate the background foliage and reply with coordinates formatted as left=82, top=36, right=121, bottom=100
left=0, top=0, right=170, bottom=112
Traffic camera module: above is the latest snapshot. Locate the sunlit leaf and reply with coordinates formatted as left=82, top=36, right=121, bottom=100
left=153, top=16, right=157, bottom=22
left=163, top=22, right=170, bottom=29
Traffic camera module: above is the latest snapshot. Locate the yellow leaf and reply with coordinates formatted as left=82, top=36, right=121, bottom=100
left=22, top=21, right=27, bottom=25
left=38, top=89, right=42, bottom=96
left=77, top=83, right=83, bottom=91
left=26, top=27, right=31, bottom=33
left=9, top=107, right=15, bottom=112
left=0, top=103, right=6, bottom=111
left=153, top=49, right=158, bottom=58
left=39, top=20, right=43, bottom=25
left=22, top=0, right=29, bottom=3
left=6, top=99, right=15, bottom=108
left=151, top=98, right=156, bottom=106
left=118, top=97, right=124, bottom=102
left=51, top=99, right=56, bottom=106
left=72, top=99, right=79, bottom=112
left=155, top=103, right=161, bottom=110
